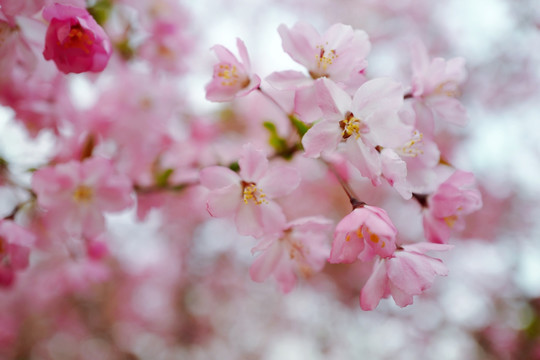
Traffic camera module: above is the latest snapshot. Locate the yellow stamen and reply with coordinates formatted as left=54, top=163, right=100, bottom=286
left=315, top=43, right=337, bottom=72
left=339, top=112, right=366, bottom=140
left=242, top=182, right=268, bottom=205
left=444, top=215, right=458, bottom=228
left=399, top=130, right=424, bottom=157
left=73, top=185, right=93, bottom=203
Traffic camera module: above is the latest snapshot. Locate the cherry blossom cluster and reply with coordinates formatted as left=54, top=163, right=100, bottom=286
left=0, top=0, right=482, bottom=321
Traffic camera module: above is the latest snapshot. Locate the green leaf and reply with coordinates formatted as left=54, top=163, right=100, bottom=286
left=87, top=0, right=113, bottom=26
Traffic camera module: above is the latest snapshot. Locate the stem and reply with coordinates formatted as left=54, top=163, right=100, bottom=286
left=324, top=160, right=364, bottom=209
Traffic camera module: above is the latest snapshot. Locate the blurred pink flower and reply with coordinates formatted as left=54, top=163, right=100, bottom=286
left=42, top=3, right=112, bottom=73
left=422, top=170, right=482, bottom=243
left=32, top=157, right=133, bottom=238
left=250, top=216, right=332, bottom=293
left=360, top=242, right=451, bottom=310
left=0, top=220, right=35, bottom=288
left=200, top=144, right=300, bottom=237
left=410, top=40, right=468, bottom=127
left=205, top=38, right=261, bottom=102
left=329, top=205, right=397, bottom=264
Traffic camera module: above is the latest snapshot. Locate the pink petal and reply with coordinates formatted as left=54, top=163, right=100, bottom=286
left=207, top=184, right=242, bottom=217
left=258, top=166, right=300, bottom=198
left=360, top=258, right=388, bottom=311
left=352, top=78, right=403, bottom=119
left=250, top=240, right=283, bottom=283
left=200, top=166, right=240, bottom=190
left=239, top=143, right=268, bottom=182
left=302, top=119, right=342, bottom=157
left=316, top=77, right=351, bottom=119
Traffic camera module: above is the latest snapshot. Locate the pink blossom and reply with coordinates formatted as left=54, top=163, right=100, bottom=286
left=199, top=144, right=300, bottom=237
left=250, top=216, right=332, bottom=293
left=360, top=242, right=452, bottom=310
left=0, top=220, right=35, bottom=287
left=302, top=77, right=411, bottom=190
left=410, top=40, right=468, bottom=127
left=205, top=38, right=261, bottom=102
left=422, top=170, right=482, bottom=243
left=42, top=3, right=112, bottom=74
left=31, top=157, right=133, bottom=238
left=329, top=205, right=397, bottom=264
left=138, top=20, right=192, bottom=74
left=278, top=22, right=370, bottom=91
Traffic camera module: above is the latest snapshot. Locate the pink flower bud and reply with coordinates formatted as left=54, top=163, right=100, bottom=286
left=42, top=3, right=112, bottom=74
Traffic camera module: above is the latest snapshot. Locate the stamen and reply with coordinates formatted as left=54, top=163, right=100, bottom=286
left=242, top=182, right=268, bottom=205
left=339, top=112, right=368, bottom=139
left=73, top=185, right=93, bottom=203
left=399, top=130, right=424, bottom=157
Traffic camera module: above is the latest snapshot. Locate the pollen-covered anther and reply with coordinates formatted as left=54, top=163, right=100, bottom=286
left=218, top=64, right=240, bottom=86
left=444, top=215, right=458, bottom=228
left=400, top=131, right=424, bottom=157
left=339, top=112, right=368, bottom=139
left=73, top=185, right=93, bottom=203
left=434, top=81, right=461, bottom=98
left=315, top=43, right=337, bottom=71
left=63, top=25, right=93, bottom=54
left=242, top=182, right=268, bottom=205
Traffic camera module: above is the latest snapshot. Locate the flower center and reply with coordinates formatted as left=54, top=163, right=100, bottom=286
left=63, top=24, right=94, bottom=54
left=217, top=63, right=249, bottom=88
left=433, top=81, right=460, bottom=98
left=398, top=131, right=424, bottom=157
left=339, top=112, right=368, bottom=140
left=73, top=185, right=93, bottom=203
left=315, top=43, right=337, bottom=72
left=242, top=182, right=267, bottom=205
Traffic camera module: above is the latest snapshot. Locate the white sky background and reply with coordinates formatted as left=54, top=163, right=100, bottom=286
left=1, top=0, right=539, bottom=358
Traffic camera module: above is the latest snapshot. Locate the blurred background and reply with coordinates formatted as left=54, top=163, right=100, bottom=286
left=1, top=0, right=540, bottom=359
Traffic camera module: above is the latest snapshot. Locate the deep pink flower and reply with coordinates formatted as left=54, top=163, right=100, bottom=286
left=329, top=205, right=397, bottom=264
left=199, top=144, right=300, bottom=237
left=422, top=170, right=482, bottom=243
left=250, top=216, right=332, bottom=293
left=205, top=38, right=261, bottom=102
left=360, top=243, right=452, bottom=310
left=42, top=3, right=112, bottom=74
left=31, top=157, right=133, bottom=238
left=0, top=220, right=35, bottom=288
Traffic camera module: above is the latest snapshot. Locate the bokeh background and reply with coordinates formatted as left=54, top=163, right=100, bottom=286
left=1, top=0, right=539, bottom=359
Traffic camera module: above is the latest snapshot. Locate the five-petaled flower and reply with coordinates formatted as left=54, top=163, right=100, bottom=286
left=205, top=38, right=261, bottom=102
left=199, top=144, right=300, bottom=238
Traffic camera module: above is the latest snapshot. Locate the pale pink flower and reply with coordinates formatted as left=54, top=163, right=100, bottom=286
left=422, top=170, right=482, bottom=243
left=250, top=216, right=332, bottom=293
left=410, top=40, right=468, bottom=127
left=199, top=144, right=300, bottom=237
left=360, top=242, right=452, bottom=310
left=42, top=3, right=112, bottom=74
left=31, top=157, right=133, bottom=238
left=303, top=77, right=411, bottom=189
left=0, top=220, right=35, bottom=287
left=278, top=22, right=370, bottom=91
left=329, top=205, right=397, bottom=264
left=138, top=20, right=192, bottom=74
left=205, top=38, right=261, bottom=102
